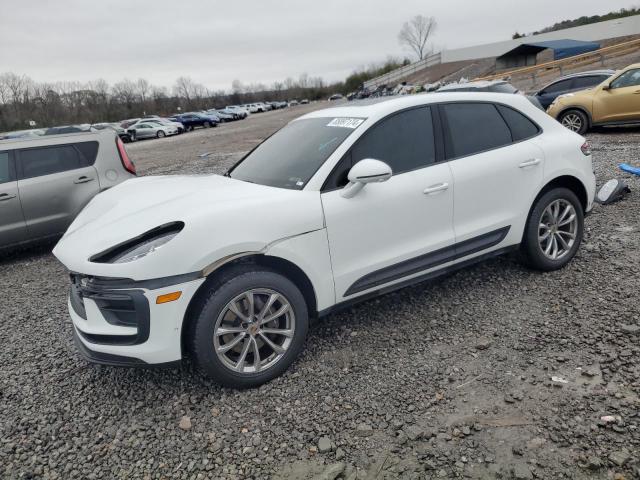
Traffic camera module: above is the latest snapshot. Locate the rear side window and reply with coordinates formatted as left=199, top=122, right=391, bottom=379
left=19, top=145, right=84, bottom=179
left=0, top=152, right=12, bottom=184
left=442, top=103, right=511, bottom=158
left=496, top=105, right=539, bottom=142
left=74, top=141, right=99, bottom=165
left=541, top=79, right=573, bottom=94
left=571, top=75, right=604, bottom=90
left=352, top=107, right=435, bottom=174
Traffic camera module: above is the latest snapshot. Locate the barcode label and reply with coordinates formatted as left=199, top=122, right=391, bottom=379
left=326, top=118, right=364, bottom=129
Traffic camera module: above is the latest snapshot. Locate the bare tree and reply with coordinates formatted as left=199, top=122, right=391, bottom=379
left=398, top=15, right=437, bottom=60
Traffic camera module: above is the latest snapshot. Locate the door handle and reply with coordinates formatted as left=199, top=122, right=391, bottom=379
left=634, top=90, right=640, bottom=94
left=519, top=158, right=541, bottom=168
left=423, top=182, right=449, bottom=195
left=74, top=176, right=94, bottom=184
left=0, top=193, right=17, bottom=201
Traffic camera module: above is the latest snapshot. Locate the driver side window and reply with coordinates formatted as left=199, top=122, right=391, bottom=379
left=322, top=106, right=435, bottom=191
left=610, top=69, right=640, bottom=89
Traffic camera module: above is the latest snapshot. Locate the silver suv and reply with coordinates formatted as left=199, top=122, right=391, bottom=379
left=0, top=130, right=136, bottom=250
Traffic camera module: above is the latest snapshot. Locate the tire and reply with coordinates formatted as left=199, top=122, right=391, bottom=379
left=559, top=109, right=588, bottom=134
left=156, top=130, right=166, bottom=138
left=204, top=121, right=211, bottom=128
left=189, top=266, right=309, bottom=388
left=521, top=187, right=584, bottom=271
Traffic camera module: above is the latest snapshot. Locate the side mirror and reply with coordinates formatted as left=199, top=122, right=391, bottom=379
left=341, top=159, right=392, bottom=198
left=602, top=84, right=611, bottom=91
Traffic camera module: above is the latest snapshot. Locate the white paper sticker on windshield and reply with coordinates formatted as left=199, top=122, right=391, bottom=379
left=326, top=118, right=364, bottom=129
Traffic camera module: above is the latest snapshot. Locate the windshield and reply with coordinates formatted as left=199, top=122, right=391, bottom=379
left=229, top=117, right=363, bottom=190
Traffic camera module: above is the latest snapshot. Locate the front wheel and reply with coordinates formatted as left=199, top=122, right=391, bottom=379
left=559, top=109, right=588, bottom=134
left=521, top=187, right=584, bottom=271
left=189, top=266, right=309, bottom=388
left=156, top=130, right=166, bottom=138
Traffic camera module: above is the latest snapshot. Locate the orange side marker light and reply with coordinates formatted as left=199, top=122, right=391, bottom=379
left=156, top=291, right=182, bottom=304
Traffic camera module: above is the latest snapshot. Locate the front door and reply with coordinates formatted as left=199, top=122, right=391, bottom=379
left=16, top=143, right=99, bottom=239
left=0, top=150, right=28, bottom=247
left=594, top=68, right=640, bottom=123
left=321, top=106, right=455, bottom=301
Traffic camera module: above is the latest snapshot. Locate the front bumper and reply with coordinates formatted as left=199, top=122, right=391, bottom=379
left=68, top=273, right=205, bottom=365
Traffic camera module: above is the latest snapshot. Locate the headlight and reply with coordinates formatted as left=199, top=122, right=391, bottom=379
left=91, top=222, right=184, bottom=264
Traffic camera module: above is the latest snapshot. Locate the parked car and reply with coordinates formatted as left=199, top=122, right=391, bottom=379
left=533, top=70, right=615, bottom=109
left=328, top=94, right=343, bottom=101
left=130, top=118, right=185, bottom=134
left=226, top=106, right=250, bottom=118
left=92, top=122, right=133, bottom=142
left=213, top=108, right=241, bottom=120
left=300, top=99, right=310, bottom=104
left=169, top=113, right=219, bottom=131
left=242, top=104, right=260, bottom=113
left=208, top=110, right=235, bottom=122
left=53, top=92, right=595, bottom=388
left=44, top=125, right=94, bottom=135
left=126, top=122, right=178, bottom=141
left=437, top=80, right=544, bottom=110
left=546, top=63, right=640, bottom=134
left=120, top=118, right=141, bottom=129
left=0, top=129, right=46, bottom=140
left=1, top=129, right=135, bottom=251
left=288, top=100, right=299, bottom=106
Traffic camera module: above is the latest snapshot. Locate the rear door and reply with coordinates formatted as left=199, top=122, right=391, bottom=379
left=0, top=150, right=28, bottom=247
left=440, top=102, right=544, bottom=248
left=16, top=142, right=100, bottom=239
left=594, top=68, right=640, bottom=123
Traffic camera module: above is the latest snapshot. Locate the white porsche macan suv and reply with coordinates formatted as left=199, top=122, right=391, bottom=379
left=54, top=93, right=596, bottom=388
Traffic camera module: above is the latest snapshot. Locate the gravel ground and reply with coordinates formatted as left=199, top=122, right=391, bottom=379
left=0, top=106, right=639, bottom=480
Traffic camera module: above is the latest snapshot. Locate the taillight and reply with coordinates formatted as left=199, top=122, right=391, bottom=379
left=116, top=137, right=136, bottom=175
left=580, top=141, right=591, bottom=156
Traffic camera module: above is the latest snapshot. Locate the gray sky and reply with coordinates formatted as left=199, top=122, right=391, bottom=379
left=0, top=0, right=635, bottom=91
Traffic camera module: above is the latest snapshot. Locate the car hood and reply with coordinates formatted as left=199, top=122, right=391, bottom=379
left=53, top=175, right=324, bottom=280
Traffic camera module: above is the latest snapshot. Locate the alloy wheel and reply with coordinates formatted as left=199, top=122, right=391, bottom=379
left=213, top=289, right=295, bottom=374
left=538, top=199, right=578, bottom=260
left=561, top=113, right=582, bottom=132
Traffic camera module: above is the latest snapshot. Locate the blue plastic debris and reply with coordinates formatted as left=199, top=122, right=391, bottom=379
left=619, top=163, right=640, bottom=176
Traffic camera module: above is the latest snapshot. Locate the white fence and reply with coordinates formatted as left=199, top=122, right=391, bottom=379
left=363, top=52, right=442, bottom=90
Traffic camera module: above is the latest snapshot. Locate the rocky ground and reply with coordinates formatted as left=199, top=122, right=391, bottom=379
left=0, top=106, right=639, bottom=479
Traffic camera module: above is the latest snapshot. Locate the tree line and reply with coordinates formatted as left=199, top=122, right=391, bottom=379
left=0, top=57, right=415, bottom=132
left=0, top=73, right=341, bottom=132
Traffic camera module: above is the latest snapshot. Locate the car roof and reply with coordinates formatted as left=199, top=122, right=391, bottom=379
left=300, top=92, right=533, bottom=122
left=554, top=69, right=616, bottom=80
left=437, top=80, right=508, bottom=91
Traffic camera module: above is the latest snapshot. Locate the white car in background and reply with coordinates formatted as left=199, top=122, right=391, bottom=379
left=226, top=106, right=250, bottom=118
left=130, top=118, right=184, bottom=134
left=54, top=93, right=595, bottom=388
left=126, top=122, right=178, bottom=140
left=242, top=104, right=260, bottom=113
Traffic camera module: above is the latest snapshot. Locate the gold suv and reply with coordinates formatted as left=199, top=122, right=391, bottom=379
left=547, top=63, right=640, bottom=134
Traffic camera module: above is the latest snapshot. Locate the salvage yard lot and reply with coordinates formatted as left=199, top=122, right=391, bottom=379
left=1, top=105, right=639, bottom=479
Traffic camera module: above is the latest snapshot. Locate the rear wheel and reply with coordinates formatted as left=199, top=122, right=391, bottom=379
left=156, top=130, right=166, bottom=138
left=559, top=109, right=588, bottom=134
left=521, top=187, right=584, bottom=271
left=189, top=266, right=309, bottom=388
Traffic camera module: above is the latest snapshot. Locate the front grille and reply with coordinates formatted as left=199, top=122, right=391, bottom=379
left=69, top=273, right=150, bottom=346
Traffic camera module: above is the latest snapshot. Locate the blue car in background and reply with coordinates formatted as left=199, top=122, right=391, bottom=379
left=168, top=112, right=219, bottom=131
left=533, top=69, right=615, bottom=110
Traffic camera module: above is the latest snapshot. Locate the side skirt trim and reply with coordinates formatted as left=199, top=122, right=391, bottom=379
left=318, top=245, right=517, bottom=318
left=344, top=226, right=510, bottom=297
